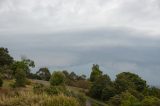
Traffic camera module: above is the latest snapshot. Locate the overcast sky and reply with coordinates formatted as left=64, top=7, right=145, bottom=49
left=0, top=0, right=160, bottom=86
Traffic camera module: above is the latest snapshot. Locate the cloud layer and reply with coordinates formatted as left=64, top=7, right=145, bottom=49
left=0, top=0, right=160, bottom=85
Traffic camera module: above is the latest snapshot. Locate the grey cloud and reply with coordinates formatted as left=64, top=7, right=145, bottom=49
left=0, top=0, right=160, bottom=86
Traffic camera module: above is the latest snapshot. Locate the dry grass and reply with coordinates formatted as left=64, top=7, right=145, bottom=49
left=0, top=91, right=80, bottom=106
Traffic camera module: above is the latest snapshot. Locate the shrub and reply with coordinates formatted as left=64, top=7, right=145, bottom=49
left=50, top=71, right=65, bottom=86
left=46, top=86, right=66, bottom=95
left=142, top=96, right=160, bottom=106
left=15, top=69, right=26, bottom=87
left=108, top=91, right=141, bottom=106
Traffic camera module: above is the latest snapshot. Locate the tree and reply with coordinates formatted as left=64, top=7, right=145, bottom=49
left=115, top=72, right=147, bottom=93
left=101, top=86, right=116, bottom=101
left=15, top=68, right=27, bottom=87
left=36, top=67, right=51, bottom=81
left=89, top=74, right=112, bottom=99
left=12, top=58, right=35, bottom=76
left=90, top=64, right=102, bottom=82
left=50, top=71, right=65, bottom=86
left=0, top=47, right=13, bottom=67
left=142, top=96, right=160, bottom=106
left=69, top=72, right=78, bottom=80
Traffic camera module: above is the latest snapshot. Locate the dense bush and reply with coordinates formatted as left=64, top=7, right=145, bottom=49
left=89, top=74, right=112, bottom=99
left=108, top=91, right=141, bottom=106
left=115, top=72, right=147, bottom=93
left=15, top=69, right=27, bottom=87
left=46, top=86, right=66, bottom=95
left=141, top=96, right=160, bottom=106
left=50, top=71, right=65, bottom=86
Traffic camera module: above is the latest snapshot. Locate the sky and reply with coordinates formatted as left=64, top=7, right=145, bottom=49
left=0, top=0, right=160, bottom=86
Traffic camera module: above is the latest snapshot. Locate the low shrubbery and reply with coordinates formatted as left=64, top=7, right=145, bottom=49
left=0, top=92, right=80, bottom=106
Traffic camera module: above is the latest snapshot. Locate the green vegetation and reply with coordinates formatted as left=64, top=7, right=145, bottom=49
left=0, top=92, right=80, bottom=106
left=50, top=71, right=65, bottom=86
left=1, top=47, right=160, bottom=106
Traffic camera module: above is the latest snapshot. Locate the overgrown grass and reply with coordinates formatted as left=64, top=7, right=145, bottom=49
left=0, top=91, right=80, bottom=106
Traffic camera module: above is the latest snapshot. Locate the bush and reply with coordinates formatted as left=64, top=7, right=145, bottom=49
left=50, top=71, right=65, bottom=86
left=142, top=96, right=160, bottom=106
left=108, top=91, right=141, bottom=106
left=15, top=69, right=26, bottom=87
left=46, top=86, right=66, bottom=95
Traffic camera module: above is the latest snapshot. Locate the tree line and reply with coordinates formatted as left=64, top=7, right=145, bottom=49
left=1, top=47, right=160, bottom=106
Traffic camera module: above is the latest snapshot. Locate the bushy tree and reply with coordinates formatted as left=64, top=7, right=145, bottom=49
left=0, top=47, right=13, bottom=67
left=115, top=72, right=147, bottom=93
left=69, top=72, right=78, bottom=80
left=101, top=86, right=116, bottom=101
left=89, top=74, right=112, bottom=99
left=12, top=58, right=35, bottom=76
left=90, top=64, right=102, bottom=82
left=36, top=67, right=51, bottom=81
left=15, top=68, right=27, bottom=87
left=50, top=71, right=65, bottom=86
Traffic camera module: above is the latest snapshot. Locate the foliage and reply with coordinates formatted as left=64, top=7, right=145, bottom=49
left=14, top=68, right=26, bottom=87
left=143, top=87, right=160, bottom=99
left=50, top=71, right=65, bottom=86
left=89, top=74, right=112, bottom=99
left=115, top=72, right=147, bottom=93
left=101, top=86, right=116, bottom=101
left=36, top=67, right=51, bottom=81
left=46, top=86, right=66, bottom=95
left=90, top=64, right=102, bottom=82
left=33, top=83, right=46, bottom=94
left=141, top=96, right=160, bottom=106
left=0, top=47, right=13, bottom=67
left=108, top=91, right=140, bottom=106
left=12, top=58, right=35, bottom=76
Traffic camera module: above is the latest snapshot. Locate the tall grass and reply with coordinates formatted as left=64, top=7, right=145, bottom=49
left=0, top=92, right=80, bottom=106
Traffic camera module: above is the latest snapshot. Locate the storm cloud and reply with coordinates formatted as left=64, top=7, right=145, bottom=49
left=0, top=0, right=160, bottom=85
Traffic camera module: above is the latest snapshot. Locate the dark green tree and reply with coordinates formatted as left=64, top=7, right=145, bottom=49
left=69, top=72, right=78, bottom=80
left=89, top=74, right=112, bottom=99
left=0, top=47, right=13, bottom=67
left=115, top=72, right=147, bottom=93
left=36, top=67, right=51, bottom=81
left=101, top=86, right=116, bottom=101
left=90, top=64, right=102, bottom=82
left=50, top=71, right=65, bottom=86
